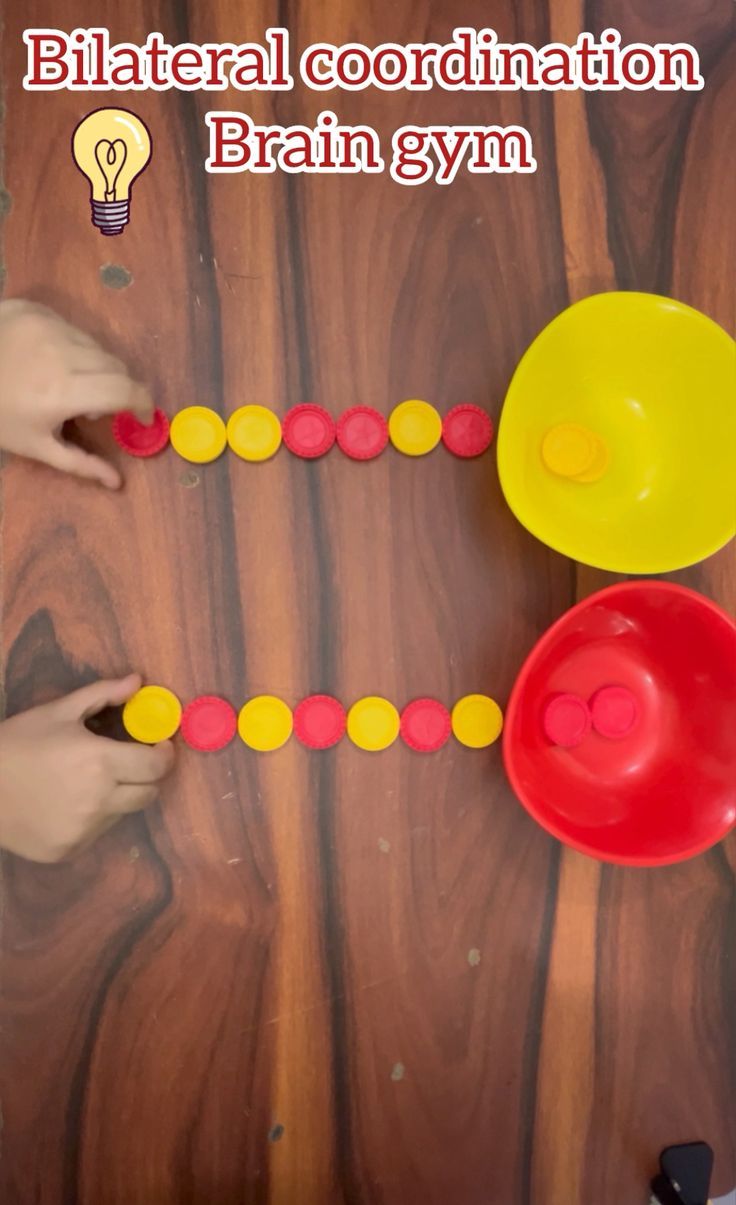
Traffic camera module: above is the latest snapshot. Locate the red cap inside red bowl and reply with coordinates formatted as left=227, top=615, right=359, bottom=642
left=503, top=582, right=736, bottom=866
left=590, top=685, right=640, bottom=740
left=542, top=693, right=591, bottom=748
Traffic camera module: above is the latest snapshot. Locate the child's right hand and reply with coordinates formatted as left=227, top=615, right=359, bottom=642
left=0, top=299, right=153, bottom=488
left=0, top=674, right=174, bottom=863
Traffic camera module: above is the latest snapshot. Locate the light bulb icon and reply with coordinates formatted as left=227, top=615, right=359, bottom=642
left=72, top=108, right=152, bottom=236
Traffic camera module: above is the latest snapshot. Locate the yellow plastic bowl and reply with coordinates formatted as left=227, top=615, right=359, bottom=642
left=497, top=293, right=735, bottom=573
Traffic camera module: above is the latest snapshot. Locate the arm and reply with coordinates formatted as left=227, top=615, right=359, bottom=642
left=0, top=303, right=171, bottom=862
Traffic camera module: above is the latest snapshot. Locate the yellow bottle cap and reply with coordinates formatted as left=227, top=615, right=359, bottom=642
left=170, top=406, right=227, bottom=463
left=123, top=685, right=182, bottom=744
left=451, top=694, right=504, bottom=748
left=227, top=405, right=282, bottom=462
left=238, top=695, right=293, bottom=751
left=571, top=436, right=610, bottom=483
left=388, top=400, right=442, bottom=457
left=347, top=696, right=400, bottom=751
left=541, top=423, right=609, bottom=482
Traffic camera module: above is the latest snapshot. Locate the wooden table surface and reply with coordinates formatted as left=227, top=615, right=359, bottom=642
left=1, top=2, right=734, bottom=1203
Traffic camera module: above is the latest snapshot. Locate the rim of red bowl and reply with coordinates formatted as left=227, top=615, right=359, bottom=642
left=502, top=580, right=736, bottom=867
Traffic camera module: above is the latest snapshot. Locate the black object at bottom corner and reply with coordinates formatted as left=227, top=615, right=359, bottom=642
left=650, top=1142, right=714, bottom=1205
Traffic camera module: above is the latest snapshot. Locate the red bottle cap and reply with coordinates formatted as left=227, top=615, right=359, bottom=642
left=543, top=693, right=591, bottom=748
left=181, top=696, right=237, bottom=751
left=282, top=405, right=336, bottom=459
left=442, top=405, right=493, bottom=458
left=590, top=685, right=640, bottom=740
left=400, top=698, right=451, bottom=752
left=113, top=408, right=170, bottom=457
left=336, top=407, right=389, bottom=460
left=294, top=695, right=346, bottom=749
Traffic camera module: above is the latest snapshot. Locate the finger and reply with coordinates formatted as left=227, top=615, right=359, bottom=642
left=63, top=323, right=105, bottom=349
left=71, top=373, right=137, bottom=416
left=55, top=674, right=142, bottom=722
left=42, top=436, right=122, bottom=490
left=126, top=382, right=155, bottom=423
left=107, top=739, right=175, bottom=785
left=0, top=298, right=36, bottom=319
left=107, top=784, right=159, bottom=814
left=71, top=345, right=127, bottom=375
left=74, top=375, right=154, bottom=424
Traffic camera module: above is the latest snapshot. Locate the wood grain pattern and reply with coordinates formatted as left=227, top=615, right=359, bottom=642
left=1, top=2, right=734, bottom=1203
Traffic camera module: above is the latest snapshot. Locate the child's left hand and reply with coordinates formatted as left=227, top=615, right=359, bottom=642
left=0, top=298, right=153, bottom=488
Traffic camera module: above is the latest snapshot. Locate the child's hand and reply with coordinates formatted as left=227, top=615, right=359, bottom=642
left=0, top=674, right=174, bottom=863
left=0, top=299, right=153, bottom=488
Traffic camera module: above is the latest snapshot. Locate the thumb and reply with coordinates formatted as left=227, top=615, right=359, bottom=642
left=42, top=437, right=122, bottom=490
left=56, top=674, right=142, bottom=722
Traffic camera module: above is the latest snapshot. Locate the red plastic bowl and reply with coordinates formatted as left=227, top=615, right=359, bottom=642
left=503, top=582, right=736, bottom=866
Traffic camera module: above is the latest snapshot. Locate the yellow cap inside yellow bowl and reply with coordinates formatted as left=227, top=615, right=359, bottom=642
left=497, top=292, right=736, bottom=574
left=541, top=423, right=609, bottom=483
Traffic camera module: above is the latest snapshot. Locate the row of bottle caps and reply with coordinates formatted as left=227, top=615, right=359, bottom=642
left=113, top=401, right=494, bottom=463
left=123, top=687, right=504, bottom=753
